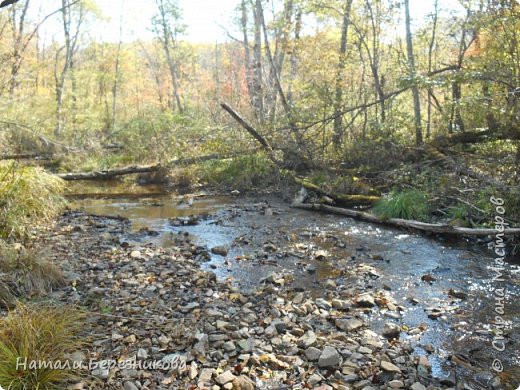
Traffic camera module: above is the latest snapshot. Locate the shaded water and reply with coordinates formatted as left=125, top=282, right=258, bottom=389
left=71, top=187, right=520, bottom=388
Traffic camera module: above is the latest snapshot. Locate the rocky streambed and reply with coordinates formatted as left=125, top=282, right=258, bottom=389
left=36, top=193, right=519, bottom=389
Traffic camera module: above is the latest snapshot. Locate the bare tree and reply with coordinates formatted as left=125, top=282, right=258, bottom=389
left=152, top=0, right=184, bottom=113
left=332, top=0, right=353, bottom=146
left=54, top=0, right=84, bottom=136
left=404, top=0, right=422, bottom=145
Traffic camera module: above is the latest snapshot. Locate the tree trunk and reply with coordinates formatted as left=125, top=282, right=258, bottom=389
left=287, top=8, right=302, bottom=105
left=332, top=0, right=353, bottom=147
left=252, top=0, right=265, bottom=122
left=404, top=0, right=422, bottom=145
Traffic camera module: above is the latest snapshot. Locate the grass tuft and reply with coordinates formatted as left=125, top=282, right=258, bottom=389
left=0, top=243, right=65, bottom=309
left=372, top=189, right=430, bottom=221
left=0, top=304, right=87, bottom=390
left=0, top=162, right=66, bottom=240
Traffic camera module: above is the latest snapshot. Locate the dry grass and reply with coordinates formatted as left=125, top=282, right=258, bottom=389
left=0, top=161, right=66, bottom=240
left=0, top=304, right=87, bottom=390
left=0, top=243, right=65, bottom=309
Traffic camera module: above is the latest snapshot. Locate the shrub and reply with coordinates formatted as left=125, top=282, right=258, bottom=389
left=0, top=162, right=66, bottom=239
left=0, top=304, right=87, bottom=390
left=372, top=189, right=430, bottom=220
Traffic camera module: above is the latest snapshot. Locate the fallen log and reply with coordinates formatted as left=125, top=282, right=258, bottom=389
left=292, top=202, right=520, bottom=236
left=56, top=154, right=238, bottom=181
left=0, top=153, right=52, bottom=161
left=293, top=177, right=380, bottom=206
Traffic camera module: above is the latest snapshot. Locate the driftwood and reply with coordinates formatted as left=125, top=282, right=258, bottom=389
left=293, top=202, right=520, bottom=236
left=293, top=177, right=380, bottom=206
left=56, top=154, right=237, bottom=181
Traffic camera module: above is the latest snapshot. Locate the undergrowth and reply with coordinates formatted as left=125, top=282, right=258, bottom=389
left=0, top=162, right=66, bottom=239
left=0, top=304, right=87, bottom=390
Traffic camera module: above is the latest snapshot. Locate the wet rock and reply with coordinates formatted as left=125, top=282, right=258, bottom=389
left=356, top=293, right=375, bottom=307
left=448, top=288, right=467, bottom=299
left=211, top=246, right=228, bottom=256
left=421, top=274, right=436, bottom=283
left=410, top=383, right=426, bottom=390
left=335, top=318, right=364, bottom=332
left=318, top=346, right=341, bottom=367
left=439, top=370, right=457, bottom=386
left=382, top=322, right=400, bottom=339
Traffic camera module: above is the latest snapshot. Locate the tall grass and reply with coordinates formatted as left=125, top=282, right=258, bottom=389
left=0, top=242, right=65, bottom=308
left=372, top=189, right=430, bottom=220
left=0, top=162, right=66, bottom=239
left=0, top=304, right=87, bottom=390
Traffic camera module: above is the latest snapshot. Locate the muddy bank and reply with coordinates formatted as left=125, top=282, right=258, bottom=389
left=34, top=195, right=519, bottom=389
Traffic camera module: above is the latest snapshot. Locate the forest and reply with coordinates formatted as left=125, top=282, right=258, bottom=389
left=0, top=0, right=519, bottom=389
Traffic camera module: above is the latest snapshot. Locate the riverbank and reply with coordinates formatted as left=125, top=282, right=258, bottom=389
left=28, top=194, right=518, bottom=389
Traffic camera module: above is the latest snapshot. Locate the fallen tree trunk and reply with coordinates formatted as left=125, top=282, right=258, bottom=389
left=0, top=153, right=52, bottom=161
left=56, top=154, right=237, bottom=181
left=292, top=202, right=520, bottom=236
left=294, top=177, right=380, bottom=206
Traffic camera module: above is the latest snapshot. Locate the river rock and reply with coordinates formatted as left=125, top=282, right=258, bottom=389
left=305, top=347, right=321, bottom=361
left=388, top=380, right=404, bottom=388
left=298, top=331, right=317, bottom=348
left=381, top=360, right=401, bottom=373
left=211, top=246, right=228, bottom=256
left=318, top=346, right=341, bottom=367
left=382, top=322, right=400, bottom=339
left=356, top=293, right=375, bottom=307
left=215, top=370, right=236, bottom=385
left=410, top=382, right=426, bottom=390
left=123, top=382, right=138, bottom=390
left=232, top=375, right=255, bottom=390
left=335, top=318, right=364, bottom=331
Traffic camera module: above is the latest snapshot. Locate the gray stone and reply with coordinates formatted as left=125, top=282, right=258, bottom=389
left=215, top=371, right=236, bottom=385
left=382, top=322, right=400, bottom=339
left=305, top=347, right=321, bottom=361
left=211, top=246, right=228, bottom=256
left=336, top=318, right=364, bottom=331
left=356, top=293, right=375, bottom=307
left=318, top=346, right=342, bottom=367
left=315, top=298, right=332, bottom=310
left=298, top=331, right=317, bottom=348
left=410, top=383, right=426, bottom=390
left=381, top=360, right=401, bottom=373
left=123, top=382, right=138, bottom=390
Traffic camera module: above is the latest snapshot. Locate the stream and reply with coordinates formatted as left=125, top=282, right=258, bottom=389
left=69, top=184, right=520, bottom=389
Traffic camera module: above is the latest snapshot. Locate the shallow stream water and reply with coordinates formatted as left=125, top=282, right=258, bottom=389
left=70, top=185, right=520, bottom=389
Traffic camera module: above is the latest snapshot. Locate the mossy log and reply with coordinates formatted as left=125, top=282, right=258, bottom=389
left=293, top=202, right=520, bottom=237
left=293, top=177, right=380, bottom=206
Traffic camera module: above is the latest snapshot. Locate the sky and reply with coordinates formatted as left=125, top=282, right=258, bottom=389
left=33, top=0, right=464, bottom=45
